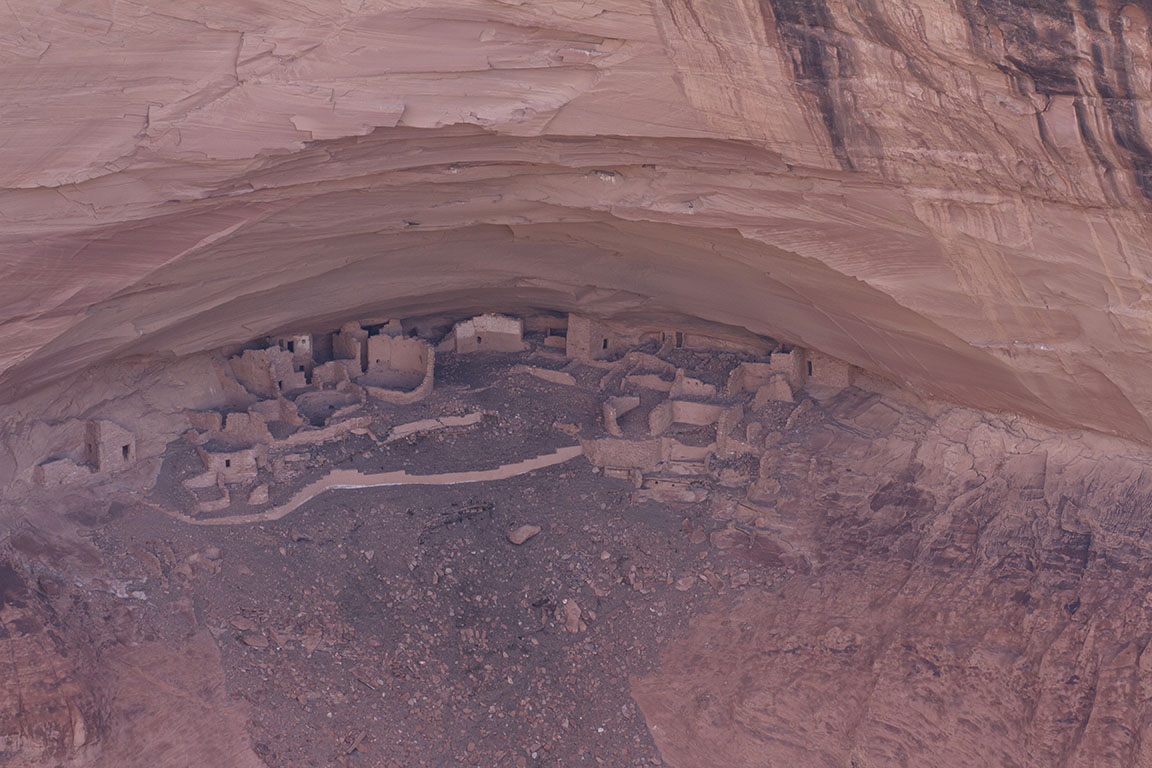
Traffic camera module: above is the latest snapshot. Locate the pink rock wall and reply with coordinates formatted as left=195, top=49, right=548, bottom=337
left=2, top=0, right=1152, bottom=439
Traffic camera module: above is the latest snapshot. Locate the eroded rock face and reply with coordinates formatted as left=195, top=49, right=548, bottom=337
left=3, top=0, right=1152, bottom=443
left=0, top=526, right=263, bottom=767
left=633, top=391, right=1152, bottom=768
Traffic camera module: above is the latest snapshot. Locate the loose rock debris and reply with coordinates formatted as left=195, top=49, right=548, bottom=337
left=9, top=310, right=1083, bottom=767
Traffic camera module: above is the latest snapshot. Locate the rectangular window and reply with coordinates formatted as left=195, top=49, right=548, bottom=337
left=287, top=341, right=295, bottom=353
left=807, top=361, right=813, bottom=376
left=121, top=445, right=130, bottom=460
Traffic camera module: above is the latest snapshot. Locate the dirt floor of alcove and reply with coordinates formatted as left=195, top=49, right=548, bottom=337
left=80, top=356, right=785, bottom=768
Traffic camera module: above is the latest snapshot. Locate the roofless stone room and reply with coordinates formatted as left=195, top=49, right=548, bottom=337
left=4, top=1, right=1152, bottom=766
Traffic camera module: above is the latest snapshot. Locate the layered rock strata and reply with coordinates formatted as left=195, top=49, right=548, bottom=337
left=3, top=0, right=1152, bottom=439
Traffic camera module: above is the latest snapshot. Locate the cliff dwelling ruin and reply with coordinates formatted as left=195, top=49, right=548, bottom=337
left=8, top=1, right=1152, bottom=766
left=6, top=305, right=1152, bottom=767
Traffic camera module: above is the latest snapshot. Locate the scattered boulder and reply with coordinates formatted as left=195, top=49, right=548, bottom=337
left=709, top=527, right=751, bottom=550
left=560, top=600, right=586, bottom=633
left=240, top=631, right=269, bottom=649
left=507, top=524, right=541, bottom=545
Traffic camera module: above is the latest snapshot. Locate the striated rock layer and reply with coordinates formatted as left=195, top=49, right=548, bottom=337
left=4, top=0, right=1152, bottom=442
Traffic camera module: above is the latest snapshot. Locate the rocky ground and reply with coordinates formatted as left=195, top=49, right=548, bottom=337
left=1, top=348, right=789, bottom=767
left=7, top=347, right=1152, bottom=767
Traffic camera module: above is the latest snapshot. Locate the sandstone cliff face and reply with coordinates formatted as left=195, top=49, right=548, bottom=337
left=4, top=0, right=1152, bottom=440
left=634, top=387, right=1152, bottom=768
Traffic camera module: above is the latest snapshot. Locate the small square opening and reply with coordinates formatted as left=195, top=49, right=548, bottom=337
left=224, top=459, right=231, bottom=468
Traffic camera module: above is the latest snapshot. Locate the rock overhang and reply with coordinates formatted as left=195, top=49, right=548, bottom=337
left=4, top=0, right=1152, bottom=441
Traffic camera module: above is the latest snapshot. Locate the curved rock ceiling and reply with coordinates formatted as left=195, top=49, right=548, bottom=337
left=5, top=0, right=1152, bottom=439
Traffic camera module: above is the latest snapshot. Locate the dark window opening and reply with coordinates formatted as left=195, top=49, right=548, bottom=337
left=224, top=459, right=231, bottom=468
left=675, top=331, right=684, bottom=347
left=287, top=340, right=295, bottom=353
left=477, top=336, right=483, bottom=344
left=602, top=338, right=609, bottom=350
left=807, top=361, right=813, bottom=376
left=409, top=328, right=419, bottom=337
left=278, top=380, right=284, bottom=389
left=121, top=445, right=130, bottom=460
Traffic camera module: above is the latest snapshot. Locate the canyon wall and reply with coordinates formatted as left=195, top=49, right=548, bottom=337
left=4, top=0, right=1152, bottom=438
